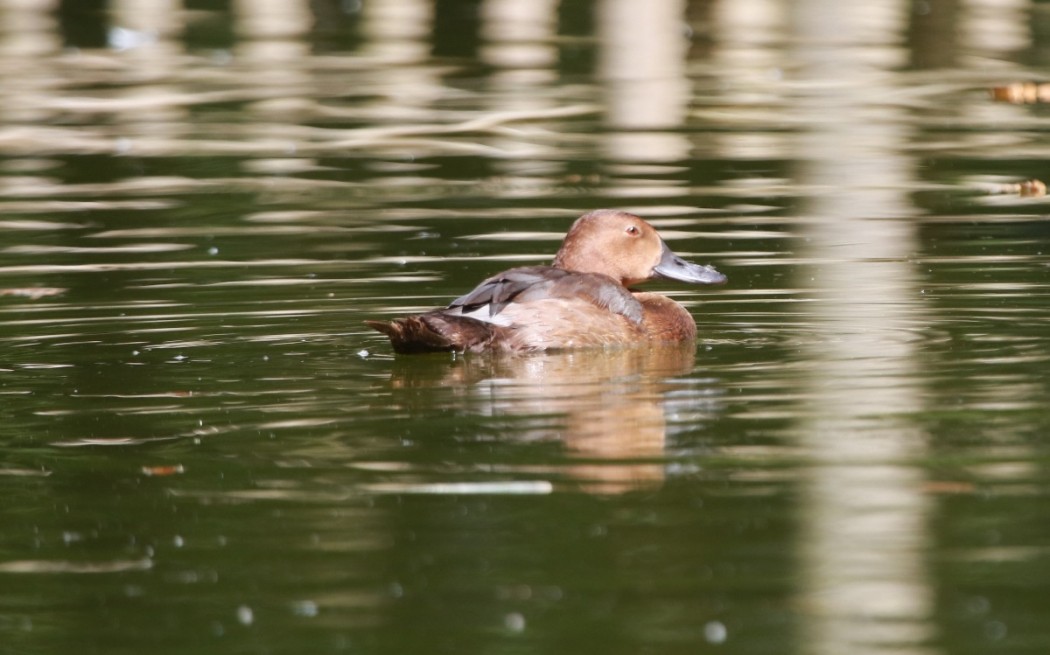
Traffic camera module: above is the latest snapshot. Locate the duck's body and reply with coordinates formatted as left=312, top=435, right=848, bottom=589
left=366, top=210, right=726, bottom=353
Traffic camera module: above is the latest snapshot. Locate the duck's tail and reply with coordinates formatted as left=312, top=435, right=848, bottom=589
left=364, top=314, right=499, bottom=354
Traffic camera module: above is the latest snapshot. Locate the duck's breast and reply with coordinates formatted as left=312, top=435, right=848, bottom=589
left=633, top=292, right=697, bottom=342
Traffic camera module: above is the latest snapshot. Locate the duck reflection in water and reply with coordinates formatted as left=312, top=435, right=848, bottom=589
left=366, top=210, right=726, bottom=353
left=370, top=210, right=726, bottom=492
left=382, top=343, right=718, bottom=494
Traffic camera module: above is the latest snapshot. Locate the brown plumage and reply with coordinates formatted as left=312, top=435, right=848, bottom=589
left=365, top=209, right=726, bottom=353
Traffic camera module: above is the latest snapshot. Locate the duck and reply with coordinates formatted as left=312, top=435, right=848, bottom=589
left=365, top=209, right=726, bottom=353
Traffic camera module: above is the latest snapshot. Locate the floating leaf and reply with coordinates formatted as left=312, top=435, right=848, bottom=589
left=141, top=464, right=185, bottom=477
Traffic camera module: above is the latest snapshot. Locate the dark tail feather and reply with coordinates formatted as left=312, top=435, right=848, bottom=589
left=365, top=314, right=498, bottom=354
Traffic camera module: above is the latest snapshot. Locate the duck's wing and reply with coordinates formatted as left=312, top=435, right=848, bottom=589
left=449, top=266, right=560, bottom=317
left=448, top=266, right=643, bottom=325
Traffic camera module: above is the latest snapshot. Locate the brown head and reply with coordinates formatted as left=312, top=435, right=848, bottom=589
left=551, top=210, right=727, bottom=287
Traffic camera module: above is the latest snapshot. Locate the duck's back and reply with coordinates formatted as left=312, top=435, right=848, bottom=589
left=366, top=300, right=645, bottom=353
left=366, top=266, right=648, bottom=353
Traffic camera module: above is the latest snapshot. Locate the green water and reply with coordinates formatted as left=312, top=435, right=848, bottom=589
left=1, top=1, right=1049, bottom=654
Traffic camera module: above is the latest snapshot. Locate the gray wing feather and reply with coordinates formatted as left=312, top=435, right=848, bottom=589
left=448, top=266, right=643, bottom=325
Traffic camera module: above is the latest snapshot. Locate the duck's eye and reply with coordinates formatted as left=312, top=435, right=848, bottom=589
left=625, top=225, right=640, bottom=236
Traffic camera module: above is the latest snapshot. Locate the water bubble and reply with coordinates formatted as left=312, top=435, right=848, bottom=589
left=704, top=620, right=727, bottom=644
left=984, top=620, right=1007, bottom=641
left=503, top=612, right=526, bottom=633
left=237, top=605, right=254, bottom=626
left=967, top=595, right=990, bottom=615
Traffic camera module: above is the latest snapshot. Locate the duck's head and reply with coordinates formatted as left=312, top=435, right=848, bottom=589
left=552, top=210, right=727, bottom=287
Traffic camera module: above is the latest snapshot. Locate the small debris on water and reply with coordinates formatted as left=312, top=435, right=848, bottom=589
left=985, top=178, right=1046, bottom=197
left=141, top=464, right=184, bottom=477
left=1019, top=180, right=1045, bottom=197
left=991, top=82, right=1050, bottom=104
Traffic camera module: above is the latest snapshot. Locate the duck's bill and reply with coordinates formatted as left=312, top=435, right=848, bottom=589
left=653, top=242, right=727, bottom=284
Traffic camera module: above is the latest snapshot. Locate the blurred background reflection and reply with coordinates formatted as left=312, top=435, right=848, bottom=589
left=0, top=1, right=1048, bottom=654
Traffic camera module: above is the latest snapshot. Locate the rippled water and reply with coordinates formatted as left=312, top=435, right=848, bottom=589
left=2, top=1, right=1050, bottom=654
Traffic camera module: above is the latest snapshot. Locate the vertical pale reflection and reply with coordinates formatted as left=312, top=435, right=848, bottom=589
left=0, top=0, right=60, bottom=124
left=480, top=0, right=558, bottom=182
left=707, top=0, right=785, bottom=161
left=360, top=0, right=432, bottom=63
left=111, top=0, right=184, bottom=43
left=481, top=0, right=558, bottom=72
left=360, top=0, right=439, bottom=113
left=963, top=0, right=1029, bottom=55
left=788, top=1, right=937, bottom=654
left=597, top=0, right=689, bottom=162
left=232, top=0, right=311, bottom=87
left=0, top=0, right=59, bottom=58
left=111, top=0, right=186, bottom=133
left=231, top=0, right=313, bottom=172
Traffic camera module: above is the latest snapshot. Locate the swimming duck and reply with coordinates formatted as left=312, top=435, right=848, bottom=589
left=365, top=209, right=726, bottom=353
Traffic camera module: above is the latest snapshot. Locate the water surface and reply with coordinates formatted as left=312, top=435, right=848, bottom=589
left=1, top=1, right=1050, bottom=654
